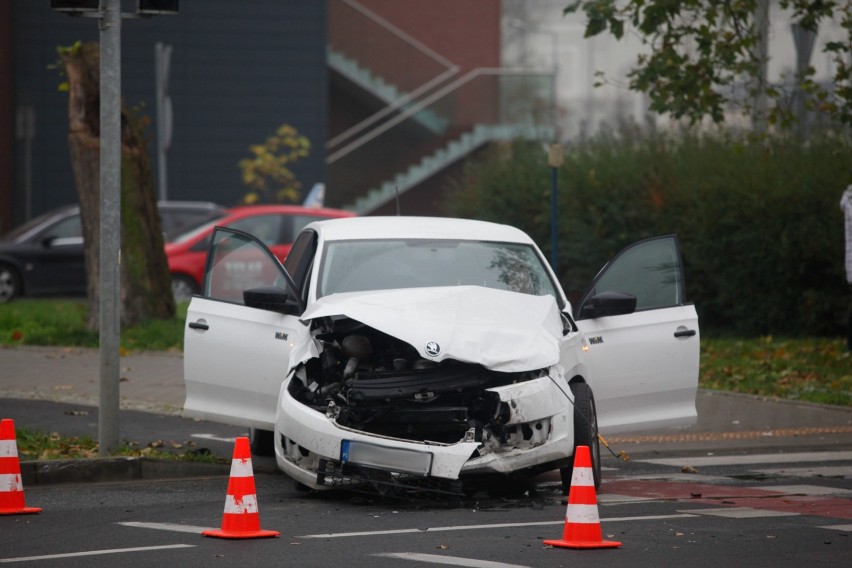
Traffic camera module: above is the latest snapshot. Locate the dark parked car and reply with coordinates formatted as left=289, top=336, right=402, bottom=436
left=0, top=201, right=224, bottom=302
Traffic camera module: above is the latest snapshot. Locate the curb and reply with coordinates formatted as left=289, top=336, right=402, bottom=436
left=19, top=457, right=233, bottom=486
left=698, top=388, right=852, bottom=413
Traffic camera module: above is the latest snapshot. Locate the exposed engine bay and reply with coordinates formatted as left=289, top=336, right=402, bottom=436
left=287, top=317, right=551, bottom=446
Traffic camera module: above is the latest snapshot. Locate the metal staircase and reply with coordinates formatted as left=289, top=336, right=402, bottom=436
left=327, top=0, right=555, bottom=214
left=349, top=124, right=553, bottom=214
left=327, top=47, right=450, bottom=134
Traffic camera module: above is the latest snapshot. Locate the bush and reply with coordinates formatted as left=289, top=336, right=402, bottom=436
left=446, top=128, right=852, bottom=336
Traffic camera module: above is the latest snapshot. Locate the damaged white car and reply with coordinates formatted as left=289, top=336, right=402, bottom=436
left=184, top=217, right=699, bottom=493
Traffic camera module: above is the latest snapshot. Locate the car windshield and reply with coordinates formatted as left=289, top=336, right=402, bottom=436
left=318, top=238, right=558, bottom=300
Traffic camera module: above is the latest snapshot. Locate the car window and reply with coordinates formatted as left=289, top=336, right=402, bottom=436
left=41, top=215, right=82, bottom=240
left=203, top=229, right=287, bottom=304
left=181, top=213, right=284, bottom=252
left=318, top=238, right=558, bottom=299
left=171, top=212, right=230, bottom=245
left=226, top=214, right=284, bottom=246
left=581, top=235, right=683, bottom=312
left=3, top=209, right=75, bottom=241
left=160, top=208, right=225, bottom=238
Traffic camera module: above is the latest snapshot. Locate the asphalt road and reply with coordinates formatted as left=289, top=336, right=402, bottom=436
left=1, top=344, right=851, bottom=566
left=2, top=448, right=851, bottom=567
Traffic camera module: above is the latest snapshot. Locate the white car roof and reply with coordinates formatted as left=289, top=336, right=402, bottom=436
left=308, top=216, right=536, bottom=244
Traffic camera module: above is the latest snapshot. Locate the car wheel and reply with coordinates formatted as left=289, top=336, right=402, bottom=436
left=560, top=382, right=602, bottom=492
left=249, top=427, right=274, bottom=456
left=0, top=264, right=21, bottom=303
left=171, top=274, right=198, bottom=304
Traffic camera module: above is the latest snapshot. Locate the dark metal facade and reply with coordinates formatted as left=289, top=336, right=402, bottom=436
left=4, top=0, right=328, bottom=230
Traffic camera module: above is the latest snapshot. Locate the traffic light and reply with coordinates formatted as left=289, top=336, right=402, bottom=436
left=50, top=0, right=99, bottom=11
left=137, top=0, right=179, bottom=15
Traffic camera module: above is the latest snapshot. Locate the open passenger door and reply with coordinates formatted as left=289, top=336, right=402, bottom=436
left=183, top=228, right=308, bottom=430
left=575, top=235, right=700, bottom=433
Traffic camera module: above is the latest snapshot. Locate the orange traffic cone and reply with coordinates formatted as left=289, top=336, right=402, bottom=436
left=0, top=419, right=42, bottom=515
left=543, top=445, right=620, bottom=549
left=203, top=436, right=279, bottom=539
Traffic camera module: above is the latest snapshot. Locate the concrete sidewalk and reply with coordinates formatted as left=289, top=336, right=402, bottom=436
left=2, top=343, right=852, bottom=457
left=0, top=345, right=185, bottom=414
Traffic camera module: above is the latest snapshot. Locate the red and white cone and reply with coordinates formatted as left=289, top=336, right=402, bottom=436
left=203, top=436, right=279, bottom=539
left=544, top=445, right=621, bottom=549
left=0, top=419, right=42, bottom=515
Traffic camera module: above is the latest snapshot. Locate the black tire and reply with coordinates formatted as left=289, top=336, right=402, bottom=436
left=560, top=382, right=602, bottom=492
left=0, top=263, right=21, bottom=303
left=249, top=427, right=275, bottom=456
left=171, top=274, right=199, bottom=304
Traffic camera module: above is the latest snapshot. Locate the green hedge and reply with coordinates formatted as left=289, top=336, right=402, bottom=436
left=446, top=129, right=852, bottom=336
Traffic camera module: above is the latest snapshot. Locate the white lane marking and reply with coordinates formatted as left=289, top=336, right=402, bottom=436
left=639, top=451, right=852, bottom=467
left=118, top=521, right=215, bottom=534
left=752, top=465, right=852, bottom=478
left=598, top=494, right=655, bottom=504
left=755, top=484, right=852, bottom=496
left=819, top=524, right=852, bottom=532
left=0, top=544, right=195, bottom=564
left=376, top=553, right=530, bottom=567
left=191, top=433, right=238, bottom=443
left=296, top=513, right=697, bottom=538
left=622, top=473, right=733, bottom=483
left=677, top=507, right=799, bottom=519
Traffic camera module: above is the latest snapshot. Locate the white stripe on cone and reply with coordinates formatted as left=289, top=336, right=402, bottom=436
left=0, top=440, right=18, bottom=457
left=571, top=466, right=595, bottom=486
left=0, top=473, right=24, bottom=492
left=566, top=503, right=601, bottom=524
left=229, top=458, right=253, bottom=478
left=223, top=494, right=259, bottom=514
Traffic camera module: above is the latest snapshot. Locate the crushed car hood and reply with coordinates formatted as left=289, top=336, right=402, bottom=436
left=301, top=286, right=562, bottom=372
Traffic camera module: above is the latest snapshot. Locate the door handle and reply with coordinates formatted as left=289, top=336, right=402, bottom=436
left=188, top=321, right=209, bottom=331
left=674, top=329, right=696, bottom=338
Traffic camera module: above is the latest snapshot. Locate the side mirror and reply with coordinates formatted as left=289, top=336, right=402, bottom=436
left=579, top=291, right=637, bottom=319
left=244, top=286, right=301, bottom=315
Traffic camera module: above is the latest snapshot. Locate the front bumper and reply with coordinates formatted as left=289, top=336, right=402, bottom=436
left=274, top=372, right=577, bottom=490
left=274, top=380, right=479, bottom=489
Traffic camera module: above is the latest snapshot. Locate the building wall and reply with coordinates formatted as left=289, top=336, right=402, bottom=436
left=326, top=0, right=503, bottom=210
left=356, top=0, right=501, bottom=72
left=502, top=0, right=849, bottom=140
left=5, top=0, right=327, bottom=231
left=327, top=0, right=502, bottom=142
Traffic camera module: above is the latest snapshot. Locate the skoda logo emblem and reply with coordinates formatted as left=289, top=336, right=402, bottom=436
left=425, top=341, right=441, bottom=357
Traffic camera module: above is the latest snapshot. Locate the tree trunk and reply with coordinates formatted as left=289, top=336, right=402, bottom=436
left=120, top=108, right=175, bottom=325
left=61, top=42, right=175, bottom=330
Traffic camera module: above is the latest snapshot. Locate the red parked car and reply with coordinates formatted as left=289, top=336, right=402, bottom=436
left=166, top=205, right=355, bottom=302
